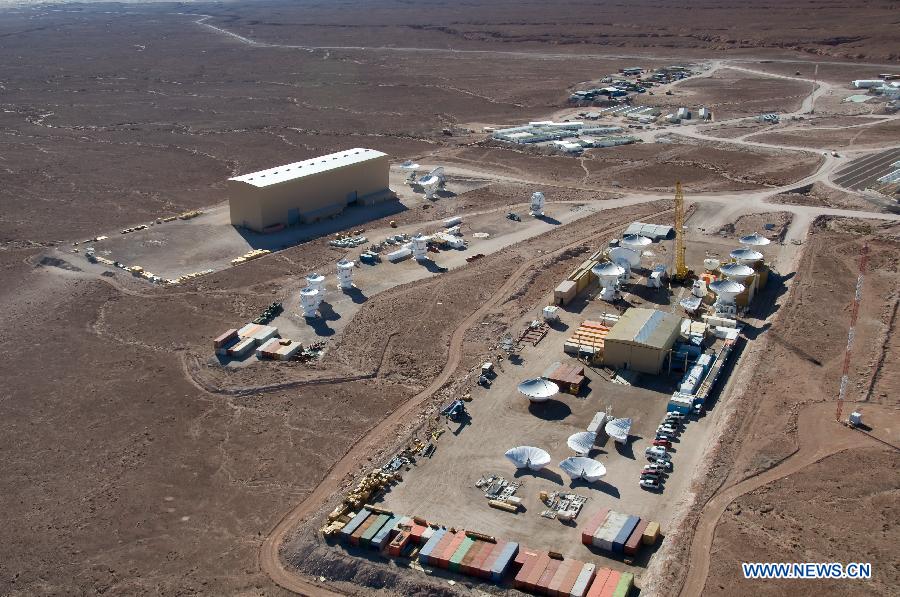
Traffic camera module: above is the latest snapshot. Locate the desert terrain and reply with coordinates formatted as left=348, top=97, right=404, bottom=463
left=1, top=1, right=898, bottom=597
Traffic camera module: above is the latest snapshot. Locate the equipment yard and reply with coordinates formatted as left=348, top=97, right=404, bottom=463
left=2, top=2, right=899, bottom=597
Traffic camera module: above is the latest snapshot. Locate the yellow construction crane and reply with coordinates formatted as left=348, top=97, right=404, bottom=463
left=672, top=181, right=690, bottom=282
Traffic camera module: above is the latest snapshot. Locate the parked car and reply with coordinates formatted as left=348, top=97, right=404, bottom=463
left=666, top=412, right=685, bottom=420
left=657, top=425, right=677, bottom=435
left=652, top=439, right=672, bottom=448
left=642, top=465, right=665, bottom=476
left=640, top=478, right=661, bottom=490
left=655, top=433, right=675, bottom=442
left=646, top=457, right=673, bottom=469
left=645, top=446, right=669, bottom=460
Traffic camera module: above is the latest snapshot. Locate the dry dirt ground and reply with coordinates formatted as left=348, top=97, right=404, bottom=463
left=649, top=218, right=900, bottom=597
left=747, top=119, right=900, bottom=150
left=2, top=1, right=898, bottom=596
left=717, top=211, right=793, bottom=243
left=772, top=182, right=888, bottom=213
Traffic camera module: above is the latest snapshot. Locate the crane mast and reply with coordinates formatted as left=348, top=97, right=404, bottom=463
left=673, top=181, right=689, bottom=281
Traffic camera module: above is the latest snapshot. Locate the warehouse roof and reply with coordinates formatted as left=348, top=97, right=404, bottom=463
left=229, top=148, right=387, bottom=188
left=605, top=308, right=681, bottom=349
left=624, top=222, right=673, bottom=240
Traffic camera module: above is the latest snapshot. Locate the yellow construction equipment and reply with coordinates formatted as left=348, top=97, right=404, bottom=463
left=672, top=181, right=691, bottom=283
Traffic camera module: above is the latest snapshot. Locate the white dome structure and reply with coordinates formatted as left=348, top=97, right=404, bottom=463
left=605, top=417, right=632, bottom=444
left=567, top=431, right=597, bottom=455
left=517, top=378, right=560, bottom=402
left=300, top=287, right=320, bottom=318
left=530, top=192, right=545, bottom=216
left=730, top=248, right=763, bottom=265
left=719, top=262, right=755, bottom=282
left=609, top=246, right=641, bottom=272
left=559, top=457, right=607, bottom=483
left=739, top=233, right=771, bottom=246
left=709, top=279, right=745, bottom=316
left=411, top=234, right=429, bottom=261
left=504, top=446, right=551, bottom=471
left=592, top=261, right=625, bottom=301
left=621, top=234, right=652, bottom=249
left=336, top=259, right=355, bottom=289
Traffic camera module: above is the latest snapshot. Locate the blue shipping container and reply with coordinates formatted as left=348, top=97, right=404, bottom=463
left=418, top=529, right=447, bottom=565
left=339, top=509, right=371, bottom=540
left=612, top=515, right=640, bottom=553
left=490, top=542, right=519, bottom=582
left=371, top=515, right=401, bottom=550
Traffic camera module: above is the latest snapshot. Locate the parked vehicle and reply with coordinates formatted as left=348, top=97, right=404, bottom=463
left=666, top=412, right=685, bottom=420
left=646, top=457, right=673, bottom=469
left=655, top=433, right=675, bottom=442
left=640, top=478, right=661, bottom=490
left=652, top=439, right=672, bottom=448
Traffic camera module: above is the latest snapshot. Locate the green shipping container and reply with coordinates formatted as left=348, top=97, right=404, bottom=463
left=612, top=571, right=634, bottom=597
left=360, top=514, right=391, bottom=547
left=449, top=537, right=475, bottom=573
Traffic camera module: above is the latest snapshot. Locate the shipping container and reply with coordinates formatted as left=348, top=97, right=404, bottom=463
left=537, top=559, right=562, bottom=594
left=227, top=337, right=256, bottom=357
left=514, top=548, right=541, bottom=589
left=387, top=530, right=410, bottom=557
left=587, top=569, right=620, bottom=597
left=350, top=516, right=377, bottom=547
left=612, top=572, right=634, bottom=597
left=371, top=515, right=401, bottom=550
left=460, top=540, right=487, bottom=576
left=570, top=564, right=600, bottom=597
left=624, top=520, right=648, bottom=556
left=548, top=560, right=575, bottom=596
left=642, top=521, right=660, bottom=545
left=480, top=540, right=508, bottom=579
left=409, top=523, right=428, bottom=543
left=611, top=515, right=640, bottom=554
left=593, top=512, right=627, bottom=550
left=426, top=531, right=455, bottom=567
left=581, top=507, right=611, bottom=545
left=525, top=553, right=552, bottom=593
left=436, top=531, right=466, bottom=568
left=213, top=329, right=238, bottom=348
left=556, top=560, right=586, bottom=597
left=490, top=542, right=519, bottom=583
left=360, top=513, right=391, bottom=547
left=339, top=509, right=371, bottom=541
left=417, top=528, right=447, bottom=565
left=449, top=537, right=475, bottom=573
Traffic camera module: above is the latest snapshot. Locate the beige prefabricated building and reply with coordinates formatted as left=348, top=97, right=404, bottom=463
left=603, top=308, right=682, bottom=374
left=227, top=148, right=393, bottom=232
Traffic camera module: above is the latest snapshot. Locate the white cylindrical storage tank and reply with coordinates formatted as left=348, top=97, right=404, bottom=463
left=411, top=234, right=429, bottom=261
left=530, top=192, right=545, bottom=216
left=305, top=272, right=325, bottom=291
left=300, top=287, right=319, bottom=318
left=337, top=259, right=355, bottom=289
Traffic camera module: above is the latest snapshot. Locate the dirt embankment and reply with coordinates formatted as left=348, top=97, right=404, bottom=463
left=718, top=211, right=793, bottom=243
left=772, top=182, right=887, bottom=212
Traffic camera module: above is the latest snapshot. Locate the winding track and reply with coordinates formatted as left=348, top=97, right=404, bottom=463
left=179, top=15, right=900, bottom=595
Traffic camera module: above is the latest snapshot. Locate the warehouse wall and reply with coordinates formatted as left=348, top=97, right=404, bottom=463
left=603, top=341, right=667, bottom=375
left=228, top=154, right=391, bottom=231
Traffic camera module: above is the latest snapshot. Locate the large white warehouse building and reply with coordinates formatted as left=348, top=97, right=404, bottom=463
left=227, top=148, right=393, bottom=232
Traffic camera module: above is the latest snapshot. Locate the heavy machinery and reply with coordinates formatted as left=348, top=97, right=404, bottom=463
left=672, top=181, right=692, bottom=283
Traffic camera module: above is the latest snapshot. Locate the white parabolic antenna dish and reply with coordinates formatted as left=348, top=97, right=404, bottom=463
left=505, top=446, right=551, bottom=471
left=703, top=258, right=721, bottom=271
left=559, top=457, right=607, bottom=482
left=605, top=417, right=632, bottom=443
left=567, top=431, right=597, bottom=455
left=305, top=272, right=325, bottom=285
left=709, top=279, right=745, bottom=298
left=739, top=233, right=771, bottom=246
left=517, top=378, right=560, bottom=402
left=609, top=246, right=641, bottom=268
left=592, top=261, right=626, bottom=278
left=400, top=160, right=420, bottom=170
left=730, top=248, right=763, bottom=264
left=719, top=262, right=755, bottom=280
left=621, top=234, right=652, bottom=248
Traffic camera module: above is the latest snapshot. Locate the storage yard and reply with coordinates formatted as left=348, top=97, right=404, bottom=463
left=3, top=2, right=900, bottom=597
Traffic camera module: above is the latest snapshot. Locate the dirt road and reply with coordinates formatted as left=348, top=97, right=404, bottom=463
left=677, top=402, right=899, bottom=597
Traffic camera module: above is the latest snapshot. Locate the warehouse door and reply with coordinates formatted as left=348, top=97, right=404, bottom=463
left=287, top=208, right=300, bottom=225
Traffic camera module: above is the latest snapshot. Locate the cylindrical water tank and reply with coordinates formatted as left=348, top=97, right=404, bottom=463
left=411, top=234, right=429, bottom=260
left=337, top=259, right=354, bottom=289
left=300, top=287, right=319, bottom=318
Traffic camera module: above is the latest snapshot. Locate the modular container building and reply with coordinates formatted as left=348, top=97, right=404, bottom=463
left=554, top=280, right=578, bottom=306
left=417, top=528, right=447, bottom=565
left=228, top=148, right=393, bottom=232
left=611, top=515, right=640, bottom=554
left=339, top=509, right=371, bottom=541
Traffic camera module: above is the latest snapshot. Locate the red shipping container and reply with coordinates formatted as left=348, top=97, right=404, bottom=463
left=425, top=531, right=455, bottom=566
left=460, top=540, right=485, bottom=576
left=581, top=568, right=611, bottom=597
left=587, top=569, right=620, bottom=597
left=547, top=559, right=573, bottom=596
left=350, top=516, right=376, bottom=547
left=525, top=553, right=552, bottom=593
left=436, top=532, right=466, bottom=568
left=478, top=540, right=507, bottom=578
left=624, top=520, right=649, bottom=556
left=555, top=559, right=585, bottom=597
left=513, top=549, right=541, bottom=589
left=387, top=530, right=410, bottom=557
left=537, top=559, right=562, bottom=594
left=581, top=507, right=611, bottom=545
left=409, top=524, right=427, bottom=543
